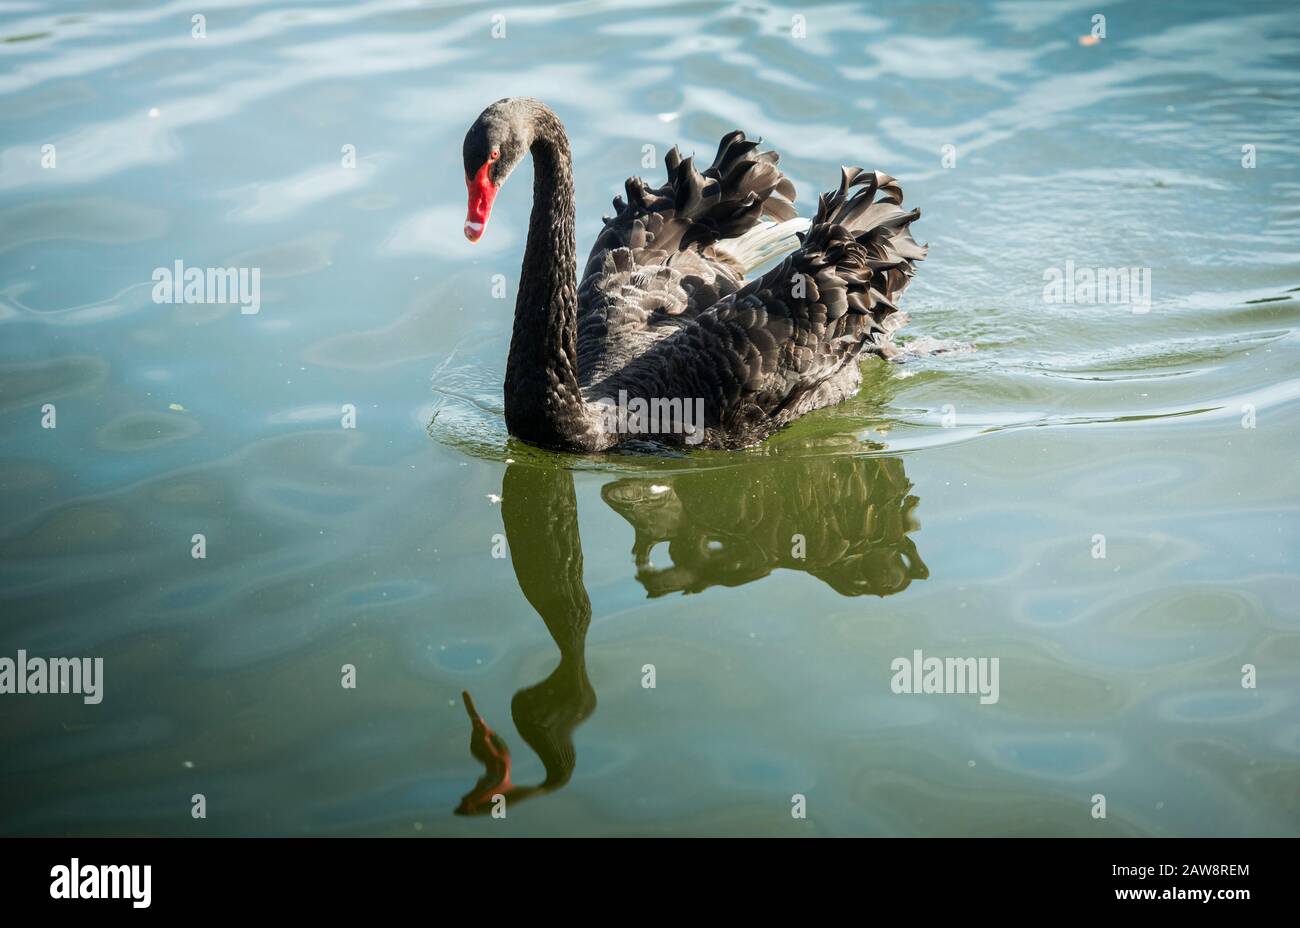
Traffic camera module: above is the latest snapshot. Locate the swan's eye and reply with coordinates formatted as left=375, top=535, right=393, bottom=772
left=489, top=150, right=500, bottom=161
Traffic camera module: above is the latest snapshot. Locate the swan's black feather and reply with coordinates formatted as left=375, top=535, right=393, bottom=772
left=582, top=161, right=927, bottom=448
left=575, top=131, right=797, bottom=385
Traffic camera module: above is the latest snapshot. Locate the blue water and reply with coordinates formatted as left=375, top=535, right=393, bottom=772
left=1, top=0, right=1298, bottom=835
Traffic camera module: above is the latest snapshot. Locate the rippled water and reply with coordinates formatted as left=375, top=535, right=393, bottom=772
left=2, top=0, right=1298, bottom=836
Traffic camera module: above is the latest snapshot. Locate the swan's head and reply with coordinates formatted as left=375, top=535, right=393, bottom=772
left=462, top=99, right=532, bottom=243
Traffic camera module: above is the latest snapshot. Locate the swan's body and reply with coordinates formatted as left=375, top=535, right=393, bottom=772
left=463, top=97, right=926, bottom=451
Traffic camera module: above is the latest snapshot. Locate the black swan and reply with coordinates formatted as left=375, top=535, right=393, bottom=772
left=462, top=97, right=927, bottom=451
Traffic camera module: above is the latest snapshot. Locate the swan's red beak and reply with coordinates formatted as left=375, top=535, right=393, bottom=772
left=465, top=161, right=498, bottom=243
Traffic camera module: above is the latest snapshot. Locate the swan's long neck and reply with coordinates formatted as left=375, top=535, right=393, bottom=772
left=504, top=105, right=588, bottom=448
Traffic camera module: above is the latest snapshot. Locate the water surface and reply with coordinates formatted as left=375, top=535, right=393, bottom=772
left=1, top=0, right=1298, bottom=836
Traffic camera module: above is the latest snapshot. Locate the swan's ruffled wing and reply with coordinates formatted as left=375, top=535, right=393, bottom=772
left=584, top=168, right=927, bottom=449
left=576, top=131, right=797, bottom=386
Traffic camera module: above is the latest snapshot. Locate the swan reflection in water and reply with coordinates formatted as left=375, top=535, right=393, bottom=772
left=455, top=455, right=928, bottom=815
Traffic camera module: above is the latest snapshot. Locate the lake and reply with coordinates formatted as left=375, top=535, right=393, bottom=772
left=1, top=0, right=1297, bottom=836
